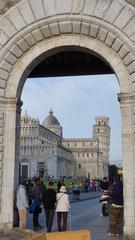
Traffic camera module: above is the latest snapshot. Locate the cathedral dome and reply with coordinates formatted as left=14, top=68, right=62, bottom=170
left=42, top=109, right=60, bottom=127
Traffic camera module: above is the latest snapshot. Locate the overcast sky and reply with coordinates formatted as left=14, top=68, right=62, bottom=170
left=21, top=74, right=121, bottom=165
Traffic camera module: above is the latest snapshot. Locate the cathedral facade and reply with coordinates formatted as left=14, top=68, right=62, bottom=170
left=20, top=110, right=110, bottom=179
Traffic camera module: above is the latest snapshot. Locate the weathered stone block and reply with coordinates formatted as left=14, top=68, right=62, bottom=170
left=0, top=68, right=8, bottom=80
left=123, top=17, right=135, bottom=37
left=90, top=24, right=99, bottom=38
left=130, top=33, right=135, bottom=42
left=7, top=7, right=26, bottom=31
left=72, top=0, right=85, bottom=14
left=43, top=0, right=56, bottom=17
left=0, top=16, right=16, bottom=38
left=114, top=6, right=134, bottom=30
left=98, top=27, right=108, bottom=42
left=0, top=152, right=3, bottom=160
left=94, top=0, right=111, bottom=19
left=118, top=45, right=129, bottom=58
left=55, top=0, right=72, bottom=14
left=49, top=22, right=59, bottom=36
left=83, top=0, right=98, bottom=15
left=0, top=136, right=3, bottom=144
left=81, top=22, right=90, bottom=35
left=4, top=52, right=17, bottom=65
left=24, top=33, right=36, bottom=47
left=105, top=32, right=116, bottom=46
left=0, top=161, right=2, bottom=169
left=40, top=25, right=51, bottom=38
left=0, top=177, right=2, bottom=187
left=0, top=78, right=7, bottom=88
left=112, top=38, right=123, bottom=52
left=0, top=112, right=4, bottom=119
left=0, top=120, right=3, bottom=127
left=124, top=53, right=135, bottom=66
left=0, top=30, right=9, bottom=45
left=0, top=144, right=3, bottom=152
left=32, top=29, right=44, bottom=42
left=72, top=21, right=81, bottom=34
left=0, top=89, right=4, bottom=97
left=17, top=38, right=29, bottom=52
left=0, top=0, right=6, bottom=9
left=127, top=61, right=135, bottom=74
left=29, top=0, right=45, bottom=20
left=10, top=45, right=23, bottom=58
left=130, top=72, right=135, bottom=82
left=104, top=0, right=124, bottom=24
left=18, top=1, right=35, bottom=24
left=0, top=60, right=12, bottom=72
left=59, top=21, right=72, bottom=34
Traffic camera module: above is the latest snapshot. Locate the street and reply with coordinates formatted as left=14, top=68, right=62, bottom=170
left=27, top=195, right=123, bottom=240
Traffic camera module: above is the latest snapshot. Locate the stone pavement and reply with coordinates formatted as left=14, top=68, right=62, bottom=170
left=0, top=191, right=123, bottom=240
left=70, top=190, right=100, bottom=202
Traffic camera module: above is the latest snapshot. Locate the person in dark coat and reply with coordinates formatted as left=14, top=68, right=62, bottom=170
left=107, top=176, right=123, bottom=236
left=42, top=181, right=56, bottom=232
left=32, top=177, right=42, bottom=230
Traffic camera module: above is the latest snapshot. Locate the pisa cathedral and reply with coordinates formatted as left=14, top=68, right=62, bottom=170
left=20, top=110, right=110, bottom=179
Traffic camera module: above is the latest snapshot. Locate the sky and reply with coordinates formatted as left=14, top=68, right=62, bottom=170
left=21, top=74, right=121, bottom=165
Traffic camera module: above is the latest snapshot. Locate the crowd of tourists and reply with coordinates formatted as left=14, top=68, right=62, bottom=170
left=16, top=177, right=70, bottom=232
left=16, top=175, right=123, bottom=237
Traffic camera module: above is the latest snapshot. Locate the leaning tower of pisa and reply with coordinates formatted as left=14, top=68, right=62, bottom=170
left=92, top=117, right=111, bottom=177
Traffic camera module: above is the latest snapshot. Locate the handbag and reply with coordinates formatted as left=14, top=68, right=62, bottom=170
left=29, top=199, right=37, bottom=214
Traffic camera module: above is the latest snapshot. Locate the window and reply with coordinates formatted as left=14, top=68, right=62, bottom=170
left=21, top=165, right=28, bottom=178
left=78, top=164, right=81, bottom=169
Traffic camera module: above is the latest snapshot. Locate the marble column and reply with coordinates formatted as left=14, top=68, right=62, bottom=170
left=0, top=97, right=22, bottom=233
left=118, top=93, right=135, bottom=240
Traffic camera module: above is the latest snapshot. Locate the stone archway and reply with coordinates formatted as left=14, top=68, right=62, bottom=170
left=0, top=0, right=135, bottom=239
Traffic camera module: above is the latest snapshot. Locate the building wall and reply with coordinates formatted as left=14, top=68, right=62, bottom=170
left=20, top=113, right=72, bottom=178
left=62, top=117, right=110, bottom=178
left=20, top=114, right=110, bottom=179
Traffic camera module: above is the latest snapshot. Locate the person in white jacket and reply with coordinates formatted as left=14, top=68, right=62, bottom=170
left=16, top=178, right=29, bottom=228
left=56, top=185, right=70, bottom=231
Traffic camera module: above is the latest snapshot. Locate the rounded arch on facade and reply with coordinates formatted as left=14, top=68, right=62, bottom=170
left=0, top=0, right=135, bottom=239
left=5, top=35, right=130, bottom=99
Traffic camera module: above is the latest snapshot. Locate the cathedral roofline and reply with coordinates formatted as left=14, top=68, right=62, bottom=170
left=39, top=124, right=61, bottom=138
left=63, top=138, right=97, bottom=142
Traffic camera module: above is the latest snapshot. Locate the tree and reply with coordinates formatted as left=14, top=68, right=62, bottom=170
left=109, top=164, right=118, bottom=178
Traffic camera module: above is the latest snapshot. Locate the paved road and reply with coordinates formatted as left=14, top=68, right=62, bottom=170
left=0, top=191, right=123, bottom=239
left=27, top=191, right=123, bottom=240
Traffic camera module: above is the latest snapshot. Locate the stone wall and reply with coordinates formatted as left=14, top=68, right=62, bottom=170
left=126, top=0, right=135, bottom=6
left=0, top=111, right=4, bottom=214
left=0, top=0, right=134, bottom=16
left=0, top=0, right=22, bottom=14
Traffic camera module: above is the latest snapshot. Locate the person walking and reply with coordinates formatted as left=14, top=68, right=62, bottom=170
left=32, top=177, right=42, bottom=230
left=16, top=177, right=29, bottom=228
left=107, top=176, right=123, bottom=237
left=56, top=185, right=70, bottom=231
left=42, top=181, right=56, bottom=232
